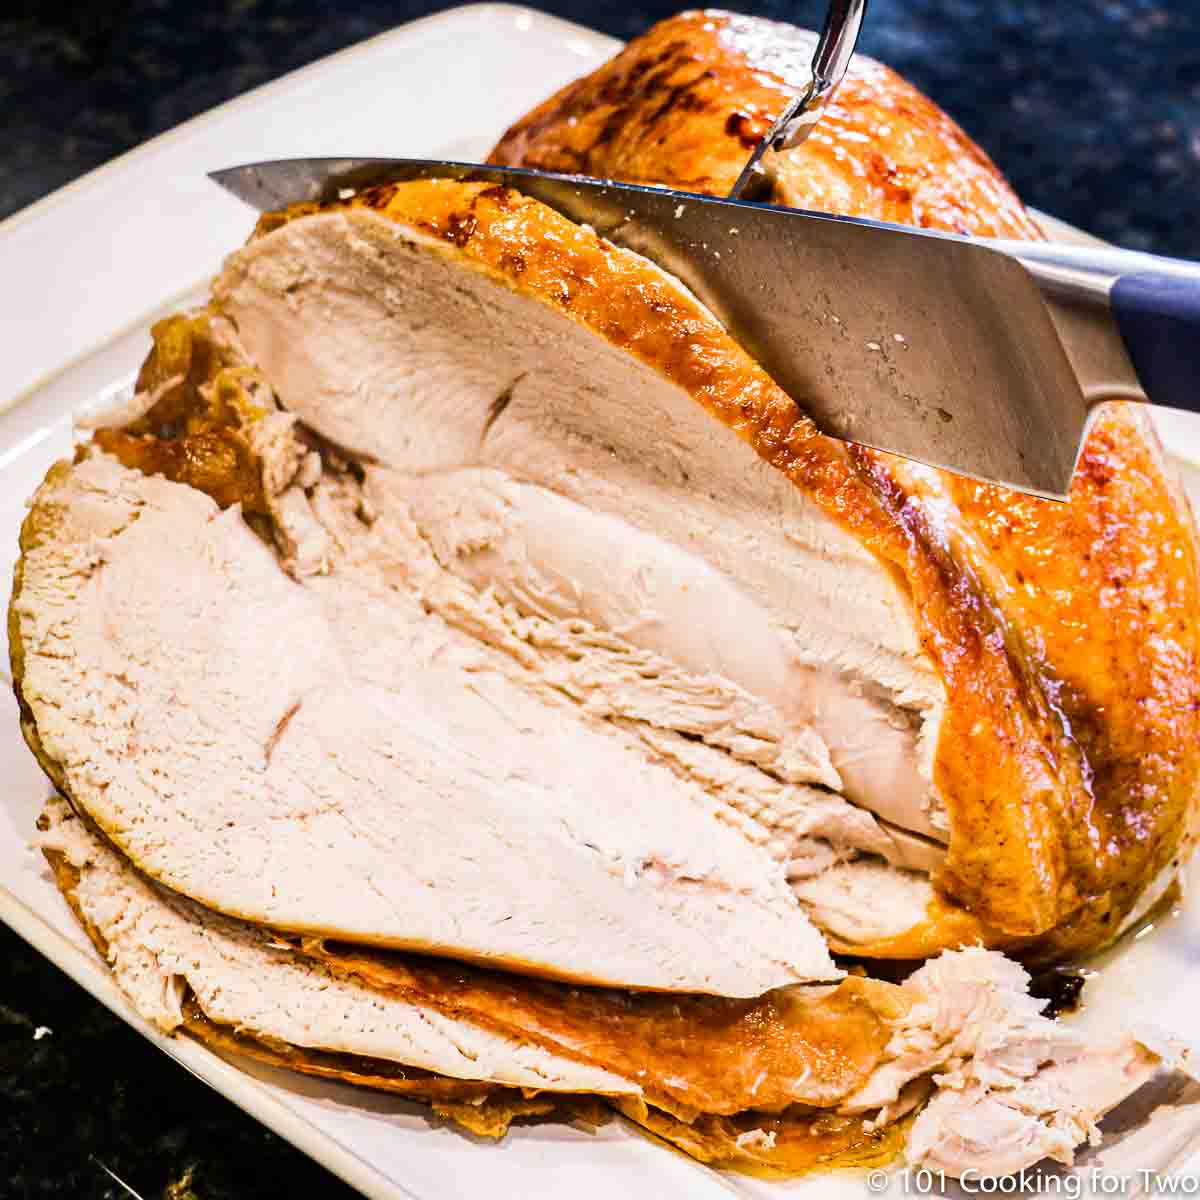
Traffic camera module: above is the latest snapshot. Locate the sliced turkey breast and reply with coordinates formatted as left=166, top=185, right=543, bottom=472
left=217, top=177, right=1200, bottom=957
left=223, top=190, right=951, bottom=837
left=12, top=181, right=958, bottom=971
left=39, top=798, right=1173, bottom=1178
left=38, top=799, right=634, bottom=1097
left=9, top=12, right=1197, bottom=1184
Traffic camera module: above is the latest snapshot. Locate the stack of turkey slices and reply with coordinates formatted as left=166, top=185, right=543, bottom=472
left=10, top=9, right=1200, bottom=1180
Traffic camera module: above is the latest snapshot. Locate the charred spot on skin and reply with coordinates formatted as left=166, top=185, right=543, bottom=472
left=501, top=251, right=528, bottom=276
left=478, top=184, right=515, bottom=209
left=643, top=70, right=717, bottom=129
left=724, top=111, right=764, bottom=149
left=600, top=39, right=693, bottom=108
left=357, top=183, right=399, bottom=213
left=593, top=115, right=626, bottom=147
left=1082, top=458, right=1116, bottom=490
left=444, top=210, right=479, bottom=248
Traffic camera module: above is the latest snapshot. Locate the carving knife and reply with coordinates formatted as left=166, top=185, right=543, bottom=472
left=209, top=155, right=1200, bottom=499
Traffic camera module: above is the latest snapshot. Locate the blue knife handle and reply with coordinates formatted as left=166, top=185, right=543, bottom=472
left=1110, top=272, right=1200, bottom=414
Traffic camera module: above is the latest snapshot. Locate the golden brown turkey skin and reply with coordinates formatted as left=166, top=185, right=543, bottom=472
left=936, top=431, right=1200, bottom=953
left=488, top=11, right=1200, bottom=959
left=488, top=9, right=1044, bottom=238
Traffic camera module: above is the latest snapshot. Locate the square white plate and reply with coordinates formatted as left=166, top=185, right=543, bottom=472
left=3, top=7, right=1200, bottom=1198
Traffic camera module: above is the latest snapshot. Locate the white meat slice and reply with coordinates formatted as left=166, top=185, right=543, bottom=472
left=14, top=453, right=837, bottom=994
left=37, top=798, right=635, bottom=1095
left=215, top=209, right=949, bottom=844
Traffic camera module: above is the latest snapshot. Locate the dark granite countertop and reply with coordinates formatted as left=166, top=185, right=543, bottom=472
left=2, top=3, right=1198, bottom=1198
left=3, top=0, right=1199, bottom=254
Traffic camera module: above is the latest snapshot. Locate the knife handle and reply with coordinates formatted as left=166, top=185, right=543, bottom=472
left=1111, top=272, right=1200, bottom=415
left=992, top=240, right=1200, bottom=415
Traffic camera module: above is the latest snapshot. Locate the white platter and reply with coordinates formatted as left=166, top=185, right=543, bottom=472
left=3, top=6, right=1200, bottom=1198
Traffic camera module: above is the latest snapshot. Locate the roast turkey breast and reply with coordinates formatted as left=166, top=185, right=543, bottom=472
left=13, top=179, right=961, bottom=975
left=9, top=14, right=1197, bottom=1177
left=14, top=448, right=835, bottom=994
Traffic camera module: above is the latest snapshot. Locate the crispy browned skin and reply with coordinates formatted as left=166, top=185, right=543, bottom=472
left=306, top=939, right=896, bottom=1121
left=938, top=444, right=1200, bottom=952
left=488, top=9, right=1044, bottom=238
left=176, top=1003, right=587, bottom=1141
left=481, top=13, right=1200, bottom=959
left=616, top=1099, right=905, bottom=1175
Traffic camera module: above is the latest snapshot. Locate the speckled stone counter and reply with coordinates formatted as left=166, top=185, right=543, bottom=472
left=2, top=2, right=1198, bottom=1197
left=3, top=1, right=1198, bottom=253
left=1, top=922, right=358, bottom=1198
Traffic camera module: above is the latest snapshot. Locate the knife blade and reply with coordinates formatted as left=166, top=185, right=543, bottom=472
left=209, top=156, right=1200, bottom=498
